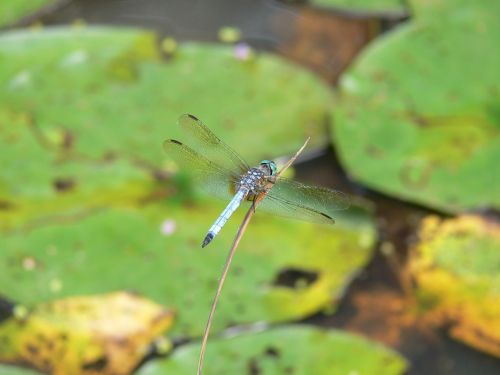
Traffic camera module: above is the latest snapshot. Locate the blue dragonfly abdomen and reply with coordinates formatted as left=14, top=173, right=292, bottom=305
left=202, top=166, right=274, bottom=247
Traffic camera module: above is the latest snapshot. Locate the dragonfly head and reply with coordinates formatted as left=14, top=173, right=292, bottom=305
left=259, top=160, right=277, bottom=176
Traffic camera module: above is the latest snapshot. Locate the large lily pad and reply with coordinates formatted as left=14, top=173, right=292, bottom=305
left=0, top=26, right=336, bottom=232
left=0, top=292, right=174, bottom=374
left=0, top=26, right=333, bottom=162
left=409, top=215, right=500, bottom=357
left=332, top=2, right=500, bottom=212
left=0, top=198, right=375, bottom=338
left=138, top=325, right=408, bottom=375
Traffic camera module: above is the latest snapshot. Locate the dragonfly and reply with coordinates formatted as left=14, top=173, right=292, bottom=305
left=163, top=114, right=350, bottom=248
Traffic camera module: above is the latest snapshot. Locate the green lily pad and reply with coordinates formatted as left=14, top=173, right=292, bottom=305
left=311, top=0, right=406, bottom=15
left=409, top=215, right=500, bottom=357
left=0, top=26, right=335, bottom=232
left=0, top=292, right=174, bottom=374
left=0, top=26, right=332, bottom=196
left=0, top=365, right=43, bottom=375
left=137, top=325, right=408, bottom=375
left=0, top=26, right=333, bottom=162
left=0, top=0, right=56, bottom=27
left=0, top=198, right=375, bottom=337
left=0, top=154, right=157, bottom=232
left=332, top=2, right=500, bottom=212
left=408, top=0, right=499, bottom=19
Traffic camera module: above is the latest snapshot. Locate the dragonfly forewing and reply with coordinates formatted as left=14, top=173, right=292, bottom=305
left=178, top=114, right=250, bottom=175
left=163, top=139, right=239, bottom=201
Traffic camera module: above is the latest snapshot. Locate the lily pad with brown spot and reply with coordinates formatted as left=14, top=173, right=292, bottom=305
left=409, top=215, right=500, bottom=357
left=137, top=325, right=408, bottom=375
left=0, top=292, right=175, bottom=375
left=0, top=199, right=376, bottom=338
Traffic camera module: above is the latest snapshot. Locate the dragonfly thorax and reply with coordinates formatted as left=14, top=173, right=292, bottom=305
left=236, top=167, right=268, bottom=196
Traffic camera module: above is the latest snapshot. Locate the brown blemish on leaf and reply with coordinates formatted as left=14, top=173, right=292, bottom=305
left=400, top=159, right=433, bottom=190
left=0, top=200, right=15, bottom=210
left=264, top=346, right=280, bottom=358
left=247, top=357, right=261, bottom=375
left=60, top=129, right=74, bottom=150
left=53, top=178, right=76, bottom=192
left=365, top=144, right=385, bottom=158
left=81, top=356, right=108, bottom=371
left=273, top=268, right=319, bottom=289
left=0, top=297, right=15, bottom=322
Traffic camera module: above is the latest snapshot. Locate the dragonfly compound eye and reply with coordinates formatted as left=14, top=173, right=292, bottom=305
left=260, top=160, right=277, bottom=176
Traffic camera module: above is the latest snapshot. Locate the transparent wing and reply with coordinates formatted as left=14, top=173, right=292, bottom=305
left=178, top=114, right=250, bottom=174
left=258, top=178, right=350, bottom=224
left=163, top=139, right=240, bottom=201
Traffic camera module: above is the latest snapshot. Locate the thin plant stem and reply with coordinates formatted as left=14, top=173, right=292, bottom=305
left=197, top=137, right=310, bottom=375
left=196, top=201, right=256, bottom=375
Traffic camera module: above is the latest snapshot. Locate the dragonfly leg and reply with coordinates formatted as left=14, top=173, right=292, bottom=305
left=266, top=176, right=277, bottom=184
left=250, top=196, right=258, bottom=213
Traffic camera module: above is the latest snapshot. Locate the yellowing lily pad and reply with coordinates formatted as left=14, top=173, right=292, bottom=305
left=137, top=325, right=408, bottom=375
left=0, top=292, right=175, bottom=375
left=0, top=199, right=375, bottom=338
left=409, top=215, right=500, bottom=357
left=333, top=2, right=500, bottom=212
